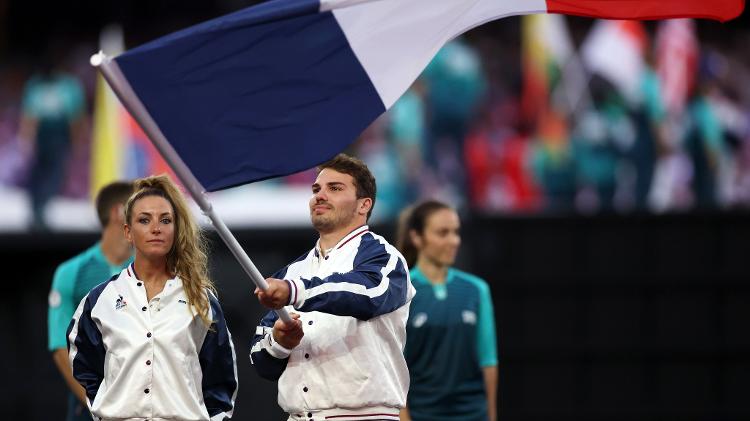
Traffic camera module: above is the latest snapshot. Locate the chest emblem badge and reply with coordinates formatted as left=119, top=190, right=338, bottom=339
left=115, top=294, right=128, bottom=310
left=462, top=310, right=477, bottom=325
left=412, top=312, right=428, bottom=328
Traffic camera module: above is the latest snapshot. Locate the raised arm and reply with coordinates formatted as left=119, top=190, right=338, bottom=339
left=258, top=235, right=411, bottom=320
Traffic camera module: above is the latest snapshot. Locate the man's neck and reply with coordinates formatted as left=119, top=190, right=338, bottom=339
left=416, top=257, right=449, bottom=285
left=318, top=222, right=367, bottom=254
left=100, top=224, right=131, bottom=267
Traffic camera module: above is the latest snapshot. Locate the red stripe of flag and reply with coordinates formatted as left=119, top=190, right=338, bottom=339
left=546, top=0, right=744, bottom=22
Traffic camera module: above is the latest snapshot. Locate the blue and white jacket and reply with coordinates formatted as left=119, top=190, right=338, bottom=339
left=250, top=226, right=415, bottom=420
left=67, top=264, right=238, bottom=421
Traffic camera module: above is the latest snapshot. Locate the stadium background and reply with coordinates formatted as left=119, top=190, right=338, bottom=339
left=1, top=0, right=749, bottom=419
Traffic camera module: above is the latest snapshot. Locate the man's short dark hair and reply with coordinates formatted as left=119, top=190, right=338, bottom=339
left=318, top=154, right=377, bottom=220
left=96, top=181, right=135, bottom=227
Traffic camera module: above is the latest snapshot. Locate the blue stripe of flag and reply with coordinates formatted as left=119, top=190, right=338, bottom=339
left=116, top=0, right=385, bottom=191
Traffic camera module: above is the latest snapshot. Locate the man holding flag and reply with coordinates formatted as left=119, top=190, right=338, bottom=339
left=251, top=154, right=415, bottom=421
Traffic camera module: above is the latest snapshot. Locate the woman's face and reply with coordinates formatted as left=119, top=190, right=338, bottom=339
left=413, top=208, right=461, bottom=268
left=125, top=195, right=175, bottom=261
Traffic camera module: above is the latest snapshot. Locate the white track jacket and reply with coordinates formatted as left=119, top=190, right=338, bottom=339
left=68, top=264, right=238, bottom=421
left=250, top=226, right=416, bottom=420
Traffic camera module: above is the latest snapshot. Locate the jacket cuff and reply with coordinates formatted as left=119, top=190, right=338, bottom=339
left=287, top=278, right=306, bottom=309
left=264, top=332, right=292, bottom=359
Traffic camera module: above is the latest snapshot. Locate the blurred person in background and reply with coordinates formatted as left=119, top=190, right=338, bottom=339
left=380, top=81, right=429, bottom=218
left=18, top=42, right=85, bottom=231
left=353, top=113, right=406, bottom=222
left=529, top=109, right=577, bottom=212
left=681, top=48, right=745, bottom=210
left=47, top=180, right=134, bottom=421
left=387, top=80, right=430, bottom=201
left=252, top=154, right=415, bottom=420
left=396, top=200, right=498, bottom=421
left=67, top=175, right=237, bottom=420
left=570, top=75, right=630, bottom=213
left=422, top=38, right=486, bottom=208
left=357, top=80, right=431, bottom=222
left=464, top=98, right=540, bottom=213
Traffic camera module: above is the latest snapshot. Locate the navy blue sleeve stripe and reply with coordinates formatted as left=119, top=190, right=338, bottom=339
left=199, top=293, right=237, bottom=417
left=285, top=279, right=296, bottom=305
left=68, top=274, right=119, bottom=403
left=251, top=348, right=289, bottom=381
left=298, top=235, right=409, bottom=320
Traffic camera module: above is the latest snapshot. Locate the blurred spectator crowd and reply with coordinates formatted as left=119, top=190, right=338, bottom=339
left=352, top=17, right=750, bottom=219
left=2, top=17, right=750, bottom=225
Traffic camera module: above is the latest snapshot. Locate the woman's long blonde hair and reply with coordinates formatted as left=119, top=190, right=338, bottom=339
left=125, top=174, right=216, bottom=326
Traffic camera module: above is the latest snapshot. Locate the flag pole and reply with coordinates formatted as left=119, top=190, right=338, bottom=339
left=91, top=51, right=293, bottom=324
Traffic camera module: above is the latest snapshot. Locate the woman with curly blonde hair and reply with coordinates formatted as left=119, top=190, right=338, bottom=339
left=68, top=174, right=238, bottom=421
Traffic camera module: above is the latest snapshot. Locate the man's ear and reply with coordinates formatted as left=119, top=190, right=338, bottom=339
left=109, top=204, right=124, bottom=226
left=359, top=197, right=373, bottom=216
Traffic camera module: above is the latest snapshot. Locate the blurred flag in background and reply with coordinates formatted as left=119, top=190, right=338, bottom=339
left=90, top=25, right=175, bottom=199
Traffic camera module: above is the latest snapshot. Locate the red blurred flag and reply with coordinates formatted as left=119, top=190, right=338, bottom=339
left=656, top=19, right=699, bottom=116
left=547, top=0, right=743, bottom=22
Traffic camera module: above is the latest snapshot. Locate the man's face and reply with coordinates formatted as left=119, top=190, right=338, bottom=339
left=309, top=168, right=361, bottom=233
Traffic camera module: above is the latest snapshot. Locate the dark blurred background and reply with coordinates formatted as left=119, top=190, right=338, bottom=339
left=1, top=0, right=749, bottom=419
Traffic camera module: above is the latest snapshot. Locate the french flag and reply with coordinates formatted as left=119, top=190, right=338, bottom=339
left=111, top=0, right=744, bottom=192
